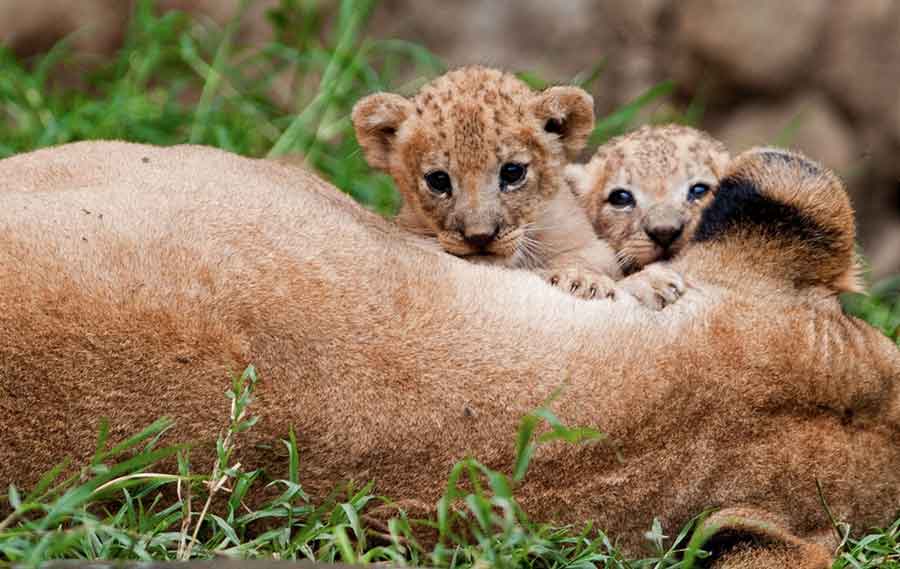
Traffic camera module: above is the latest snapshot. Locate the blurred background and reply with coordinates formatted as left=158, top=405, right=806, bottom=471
left=1, top=0, right=898, bottom=324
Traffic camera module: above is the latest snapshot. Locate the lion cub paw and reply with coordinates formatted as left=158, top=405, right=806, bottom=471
left=616, top=264, right=686, bottom=310
left=540, top=268, right=618, bottom=300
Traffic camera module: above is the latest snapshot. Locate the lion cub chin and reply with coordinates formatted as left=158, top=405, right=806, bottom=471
left=568, top=124, right=730, bottom=294
left=352, top=65, right=681, bottom=306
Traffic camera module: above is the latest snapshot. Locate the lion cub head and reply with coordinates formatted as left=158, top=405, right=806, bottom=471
left=352, top=65, right=594, bottom=263
left=569, top=124, right=730, bottom=272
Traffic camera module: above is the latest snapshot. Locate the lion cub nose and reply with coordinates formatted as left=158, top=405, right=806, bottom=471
left=462, top=224, right=501, bottom=250
left=646, top=224, right=684, bottom=249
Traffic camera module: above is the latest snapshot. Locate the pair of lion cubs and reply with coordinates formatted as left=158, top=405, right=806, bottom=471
left=352, top=65, right=729, bottom=307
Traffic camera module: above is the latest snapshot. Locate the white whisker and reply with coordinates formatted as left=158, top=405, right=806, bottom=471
left=513, top=232, right=546, bottom=270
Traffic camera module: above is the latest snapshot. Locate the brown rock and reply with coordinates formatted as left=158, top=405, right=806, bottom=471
left=369, top=0, right=661, bottom=110
left=615, top=0, right=670, bottom=38
left=0, top=0, right=279, bottom=57
left=373, top=0, right=608, bottom=79
left=0, top=0, right=125, bottom=55
left=869, top=222, right=900, bottom=278
left=674, top=0, right=829, bottom=91
left=158, top=0, right=279, bottom=44
left=821, top=0, right=900, bottom=121
left=715, top=93, right=857, bottom=176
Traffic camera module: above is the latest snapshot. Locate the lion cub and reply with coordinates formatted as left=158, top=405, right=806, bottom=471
left=352, top=66, right=678, bottom=304
left=569, top=124, right=730, bottom=273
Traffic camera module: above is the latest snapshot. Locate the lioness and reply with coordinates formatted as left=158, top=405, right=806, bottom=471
left=352, top=66, right=682, bottom=306
left=0, top=142, right=897, bottom=567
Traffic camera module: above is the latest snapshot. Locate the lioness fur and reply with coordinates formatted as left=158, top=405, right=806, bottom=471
left=0, top=141, right=897, bottom=566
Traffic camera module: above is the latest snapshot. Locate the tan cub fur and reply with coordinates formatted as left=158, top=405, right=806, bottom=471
left=352, top=66, right=680, bottom=304
left=569, top=124, right=730, bottom=272
left=1, top=142, right=897, bottom=568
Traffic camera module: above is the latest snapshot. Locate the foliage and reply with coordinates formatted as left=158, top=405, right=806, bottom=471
left=0, top=0, right=679, bottom=216
left=843, top=273, right=900, bottom=344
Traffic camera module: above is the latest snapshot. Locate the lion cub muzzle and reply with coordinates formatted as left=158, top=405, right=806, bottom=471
left=642, top=205, right=688, bottom=257
left=459, top=222, right=501, bottom=251
left=446, top=186, right=506, bottom=255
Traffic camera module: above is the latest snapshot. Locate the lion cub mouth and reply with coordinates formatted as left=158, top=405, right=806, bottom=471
left=454, top=250, right=509, bottom=266
left=440, top=230, right=523, bottom=264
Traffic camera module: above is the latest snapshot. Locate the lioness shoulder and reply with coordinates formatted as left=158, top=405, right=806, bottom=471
left=352, top=65, right=634, bottom=301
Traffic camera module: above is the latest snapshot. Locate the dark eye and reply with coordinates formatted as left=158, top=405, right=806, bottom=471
left=424, top=170, right=452, bottom=196
left=688, top=183, right=711, bottom=201
left=608, top=188, right=635, bottom=208
left=499, top=162, right=527, bottom=189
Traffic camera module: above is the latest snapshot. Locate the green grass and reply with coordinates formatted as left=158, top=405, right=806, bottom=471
left=843, top=274, right=900, bottom=343
left=0, top=368, right=696, bottom=567
left=1, top=368, right=898, bottom=568
left=0, top=0, right=682, bottom=216
left=1, top=1, right=898, bottom=567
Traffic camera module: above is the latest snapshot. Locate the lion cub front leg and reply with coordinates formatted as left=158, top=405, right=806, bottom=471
left=615, top=263, right=686, bottom=310
left=541, top=241, right=686, bottom=310
left=541, top=266, right=619, bottom=300
left=533, top=190, right=685, bottom=307
left=539, top=238, right=621, bottom=301
left=534, top=192, right=624, bottom=300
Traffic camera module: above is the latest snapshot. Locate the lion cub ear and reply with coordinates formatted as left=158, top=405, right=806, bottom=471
left=352, top=93, right=415, bottom=172
left=707, top=144, right=732, bottom=180
left=530, top=86, right=595, bottom=159
left=564, top=163, right=592, bottom=198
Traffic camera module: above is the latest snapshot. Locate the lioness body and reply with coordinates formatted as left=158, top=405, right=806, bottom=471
left=0, top=142, right=898, bottom=566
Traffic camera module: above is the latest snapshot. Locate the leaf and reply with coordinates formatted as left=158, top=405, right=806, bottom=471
left=340, top=502, right=363, bottom=543
left=643, top=516, right=667, bottom=552
left=285, top=428, right=300, bottom=485
left=486, top=470, right=513, bottom=500
left=7, top=485, right=20, bottom=510
left=211, top=513, right=241, bottom=547
left=235, top=415, right=260, bottom=433
left=513, top=412, right=539, bottom=482
left=333, top=524, right=356, bottom=564
left=590, top=81, right=675, bottom=145
left=91, top=418, right=111, bottom=466
left=23, top=458, right=70, bottom=503
left=103, top=417, right=175, bottom=460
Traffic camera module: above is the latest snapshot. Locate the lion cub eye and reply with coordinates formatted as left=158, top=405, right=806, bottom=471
left=607, top=188, right=635, bottom=208
left=499, top=162, right=527, bottom=190
left=688, top=183, right=711, bottom=201
left=424, top=170, right=453, bottom=196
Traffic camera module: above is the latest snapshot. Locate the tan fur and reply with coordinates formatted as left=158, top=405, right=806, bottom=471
left=352, top=66, right=627, bottom=300
left=570, top=124, right=731, bottom=272
left=699, top=507, right=832, bottom=568
left=1, top=142, right=898, bottom=567
left=694, top=147, right=864, bottom=294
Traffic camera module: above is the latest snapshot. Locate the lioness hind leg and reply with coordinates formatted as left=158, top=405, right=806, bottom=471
left=697, top=507, right=832, bottom=569
left=711, top=543, right=831, bottom=569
